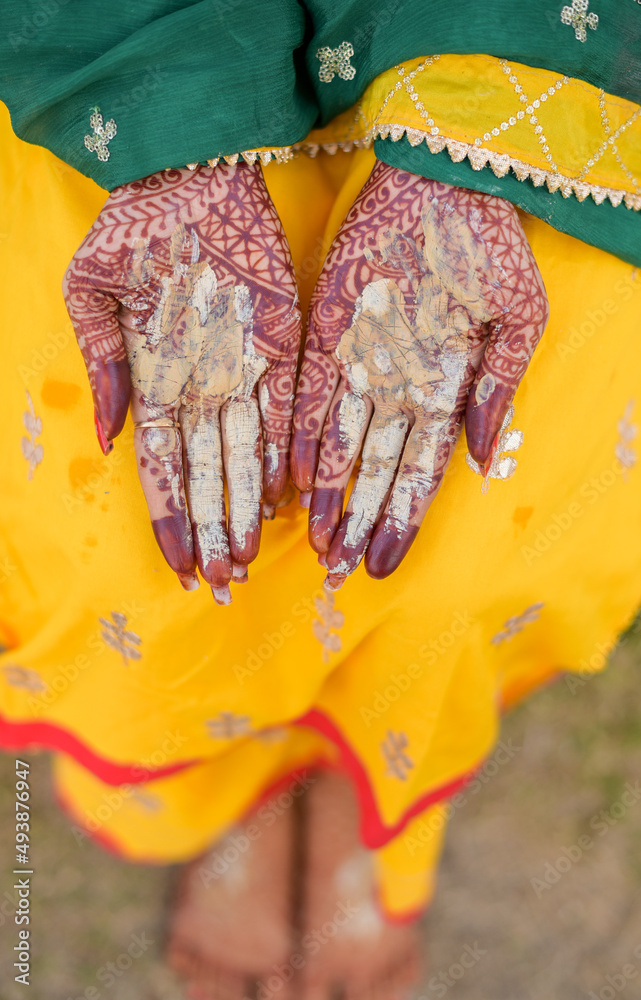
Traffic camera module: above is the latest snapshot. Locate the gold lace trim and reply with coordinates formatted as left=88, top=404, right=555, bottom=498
left=185, top=126, right=640, bottom=211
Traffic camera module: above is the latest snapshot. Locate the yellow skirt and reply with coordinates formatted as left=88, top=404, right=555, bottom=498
left=1, top=101, right=641, bottom=920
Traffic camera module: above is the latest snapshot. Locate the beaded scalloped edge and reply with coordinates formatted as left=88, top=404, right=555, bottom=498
left=184, top=124, right=641, bottom=212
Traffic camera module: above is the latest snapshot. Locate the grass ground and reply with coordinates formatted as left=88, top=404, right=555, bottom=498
left=1, top=628, right=641, bottom=1000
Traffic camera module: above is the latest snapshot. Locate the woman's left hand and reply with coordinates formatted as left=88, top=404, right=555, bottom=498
left=290, top=162, right=549, bottom=586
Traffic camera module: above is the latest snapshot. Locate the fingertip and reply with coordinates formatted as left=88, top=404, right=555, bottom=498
left=178, top=572, right=200, bottom=591
left=232, top=563, right=249, bottom=583
left=212, top=585, right=232, bottom=606
left=365, top=525, right=418, bottom=580
left=465, top=381, right=511, bottom=465
left=290, top=437, right=320, bottom=494
left=308, top=487, right=343, bottom=554
left=299, top=490, right=312, bottom=509
left=94, top=358, right=131, bottom=440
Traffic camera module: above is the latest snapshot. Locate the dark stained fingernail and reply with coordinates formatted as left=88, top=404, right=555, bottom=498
left=263, top=504, right=276, bottom=520
left=299, top=491, right=312, bottom=509
left=152, top=516, right=196, bottom=575
left=290, top=437, right=320, bottom=494
left=212, top=585, right=232, bottom=606
left=324, top=573, right=346, bottom=591
left=465, top=382, right=512, bottom=465
left=275, top=483, right=296, bottom=508
left=232, top=563, right=249, bottom=583
left=94, top=358, right=131, bottom=439
left=478, top=431, right=501, bottom=477
left=365, top=524, right=418, bottom=580
left=309, top=487, right=344, bottom=554
left=178, top=572, right=200, bottom=591
left=94, top=408, right=113, bottom=455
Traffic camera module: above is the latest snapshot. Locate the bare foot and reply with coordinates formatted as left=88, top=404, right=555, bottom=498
left=299, top=769, right=422, bottom=1000
left=167, top=794, right=297, bottom=1000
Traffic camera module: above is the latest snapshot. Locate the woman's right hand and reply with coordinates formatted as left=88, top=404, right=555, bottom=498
left=63, top=163, right=301, bottom=604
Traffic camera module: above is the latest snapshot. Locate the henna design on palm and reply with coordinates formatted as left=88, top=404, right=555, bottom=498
left=64, top=164, right=301, bottom=602
left=291, top=161, right=548, bottom=585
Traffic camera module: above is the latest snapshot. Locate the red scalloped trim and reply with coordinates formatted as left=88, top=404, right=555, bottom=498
left=295, top=709, right=479, bottom=849
left=0, top=708, right=481, bottom=850
left=0, top=715, right=196, bottom=785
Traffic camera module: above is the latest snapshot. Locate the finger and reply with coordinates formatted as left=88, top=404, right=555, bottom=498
left=63, top=275, right=131, bottom=441
left=465, top=267, right=549, bottom=468
left=365, top=413, right=459, bottom=579
left=181, top=402, right=232, bottom=591
left=325, top=409, right=410, bottom=588
left=308, top=380, right=373, bottom=555
left=221, top=396, right=263, bottom=567
left=290, top=343, right=341, bottom=495
left=130, top=397, right=197, bottom=587
left=258, top=359, right=297, bottom=506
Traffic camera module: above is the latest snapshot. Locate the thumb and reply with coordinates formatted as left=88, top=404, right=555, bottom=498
left=63, top=273, right=131, bottom=446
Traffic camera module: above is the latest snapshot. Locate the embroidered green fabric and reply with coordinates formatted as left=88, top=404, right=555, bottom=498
left=0, top=0, right=639, bottom=263
left=375, top=136, right=641, bottom=269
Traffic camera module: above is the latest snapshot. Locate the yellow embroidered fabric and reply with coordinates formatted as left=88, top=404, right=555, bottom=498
left=2, top=102, right=641, bottom=920
left=249, top=55, right=641, bottom=211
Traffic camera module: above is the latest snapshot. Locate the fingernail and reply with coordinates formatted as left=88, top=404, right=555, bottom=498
left=263, top=504, right=276, bottom=520
left=178, top=572, right=200, bottom=591
left=232, top=564, right=248, bottom=583
left=211, top=585, right=232, bottom=605
left=324, top=573, right=345, bottom=592
left=299, top=491, right=312, bottom=509
left=318, top=553, right=328, bottom=568
left=94, top=407, right=113, bottom=455
left=478, top=430, right=500, bottom=477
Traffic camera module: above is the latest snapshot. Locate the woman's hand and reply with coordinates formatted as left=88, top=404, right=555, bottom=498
left=291, top=162, right=548, bottom=586
left=64, top=163, right=301, bottom=603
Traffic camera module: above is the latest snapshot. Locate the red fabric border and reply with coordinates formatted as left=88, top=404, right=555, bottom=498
left=0, top=707, right=482, bottom=851
left=294, top=708, right=479, bottom=849
left=0, top=715, right=196, bottom=785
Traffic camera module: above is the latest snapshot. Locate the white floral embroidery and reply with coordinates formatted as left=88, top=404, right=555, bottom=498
left=99, top=611, right=142, bottom=663
left=466, top=405, right=524, bottom=493
left=84, top=108, right=117, bottom=162
left=316, top=42, right=356, bottom=83
left=21, top=391, right=43, bottom=481
left=560, top=0, right=599, bottom=42
left=491, top=602, right=545, bottom=645
left=312, top=587, right=344, bottom=662
left=381, top=730, right=414, bottom=780
left=2, top=664, right=46, bottom=693
left=206, top=712, right=252, bottom=738
left=616, top=400, right=637, bottom=476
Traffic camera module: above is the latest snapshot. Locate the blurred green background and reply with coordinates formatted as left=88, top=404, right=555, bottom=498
left=1, top=624, right=641, bottom=1000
